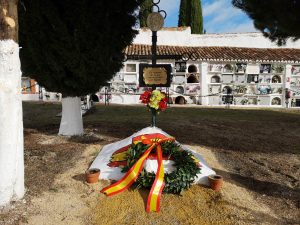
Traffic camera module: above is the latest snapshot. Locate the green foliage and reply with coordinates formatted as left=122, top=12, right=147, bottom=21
left=19, top=0, right=142, bottom=97
left=190, top=0, right=203, bottom=34
left=178, top=0, right=190, bottom=27
left=232, top=0, right=300, bottom=46
left=122, top=141, right=201, bottom=194
left=178, top=0, right=203, bottom=34
left=139, top=0, right=152, bottom=27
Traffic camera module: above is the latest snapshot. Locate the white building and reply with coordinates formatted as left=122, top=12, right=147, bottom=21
left=93, top=27, right=300, bottom=108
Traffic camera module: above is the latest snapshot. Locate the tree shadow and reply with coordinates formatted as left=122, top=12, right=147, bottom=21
left=227, top=202, right=298, bottom=224
left=72, top=173, right=86, bottom=183
left=214, top=168, right=300, bottom=203
left=68, top=134, right=105, bottom=144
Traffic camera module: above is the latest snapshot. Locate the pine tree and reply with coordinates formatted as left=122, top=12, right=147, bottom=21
left=139, top=0, right=152, bottom=27
left=232, top=0, right=300, bottom=45
left=19, top=0, right=142, bottom=135
left=178, top=0, right=203, bottom=34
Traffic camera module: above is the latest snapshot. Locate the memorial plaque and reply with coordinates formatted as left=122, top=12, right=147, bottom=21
left=139, top=64, right=171, bottom=87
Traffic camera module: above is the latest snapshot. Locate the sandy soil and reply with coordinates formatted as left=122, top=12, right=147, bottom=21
left=92, top=145, right=278, bottom=225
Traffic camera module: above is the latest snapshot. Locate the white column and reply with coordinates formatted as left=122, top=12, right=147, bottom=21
left=0, top=40, right=25, bottom=206
left=200, top=62, right=209, bottom=105
left=285, top=65, right=292, bottom=89
left=136, top=62, right=139, bottom=84
left=283, top=65, right=292, bottom=108
left=59, top=97, right=84, bottom=136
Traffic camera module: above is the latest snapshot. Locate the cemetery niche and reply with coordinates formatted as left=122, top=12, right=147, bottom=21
left=235, top=63, right=247, bottom=73
left=260, top=64, right=271, bottom=73
left=291, top=65, right=300, bottom=75
left=175, top=61, right=187, bottom=72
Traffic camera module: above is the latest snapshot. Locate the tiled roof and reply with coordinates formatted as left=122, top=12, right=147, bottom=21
left=125, top=44, right=300, bottom=63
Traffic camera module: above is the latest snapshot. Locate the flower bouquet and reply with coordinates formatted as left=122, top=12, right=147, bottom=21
left=140, top=89, right=168, bottom=127
left=140, top=89, right=168, bottom=112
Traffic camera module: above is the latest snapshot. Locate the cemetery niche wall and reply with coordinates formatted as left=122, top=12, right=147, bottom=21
left=23, top=29, right=300, bottom=108
left=101, top=44, right=300, bottom=108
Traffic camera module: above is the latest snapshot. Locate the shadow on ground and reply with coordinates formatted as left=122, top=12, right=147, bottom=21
left=214, top=168, right=300, bottom=202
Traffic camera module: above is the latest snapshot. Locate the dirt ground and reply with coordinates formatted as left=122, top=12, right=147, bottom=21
left=0, top=103, right=299, bottom=225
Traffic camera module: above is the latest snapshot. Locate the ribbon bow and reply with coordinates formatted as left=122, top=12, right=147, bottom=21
left=101, top=134, right=174, bottom=213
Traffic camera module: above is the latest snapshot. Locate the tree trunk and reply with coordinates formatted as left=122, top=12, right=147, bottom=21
left=59, top=97, right=84, bottom=136
left=0, top=0, right=24, bottom=206
left=0, top=0, right=18, bottom=42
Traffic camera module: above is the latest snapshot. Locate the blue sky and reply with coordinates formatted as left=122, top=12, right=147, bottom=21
left=157, top=0, right=258, bottom=33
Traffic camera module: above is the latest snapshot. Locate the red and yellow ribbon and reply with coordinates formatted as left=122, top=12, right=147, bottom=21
left=100, top=133, right=174, bottom=213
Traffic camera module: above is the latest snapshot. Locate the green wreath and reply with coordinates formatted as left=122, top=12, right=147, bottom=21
left=121, top=141, right=201, bottom=194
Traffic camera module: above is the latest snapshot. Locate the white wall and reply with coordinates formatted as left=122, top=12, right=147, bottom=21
left=22, top=94, right=40, bottom=101
left=134, top=27, right=300, bottom=49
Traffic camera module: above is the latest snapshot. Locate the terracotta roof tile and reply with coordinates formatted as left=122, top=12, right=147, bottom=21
left=124, top=44, right=300, bottom=63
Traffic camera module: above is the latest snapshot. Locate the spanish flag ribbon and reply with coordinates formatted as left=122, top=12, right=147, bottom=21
left=100, top=133, right=175, bottom=213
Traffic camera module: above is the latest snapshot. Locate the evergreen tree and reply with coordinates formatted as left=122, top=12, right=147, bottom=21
left=19, top=0, right=142, bottom=135
left=191, top=0, right=203, bottom=34
left=178, top=0, right=190, bottom=27
left=19, top=0, right=141, bottom=96
left=232, top=0, right=300, bottom=45
left=178, top=0, right=203, bottom=34
left=139, top=0, right=152, bottom=27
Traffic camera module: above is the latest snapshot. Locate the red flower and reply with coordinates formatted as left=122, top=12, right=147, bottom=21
left=159, top=100, right=167, bottom=111
left=140, top=89, right=168, bottom=112
left=140, top=90, right=151, bottom=104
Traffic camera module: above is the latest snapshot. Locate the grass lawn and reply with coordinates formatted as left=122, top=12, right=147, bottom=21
left=24, top=102, right=300, bottom=154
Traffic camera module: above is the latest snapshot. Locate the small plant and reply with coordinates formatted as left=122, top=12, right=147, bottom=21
left=252, top=98, right=258, bottom=105
left=45, top=93, right=50, bottom=100
left=241, top=98, right=248, bottom=105
left=234, top=86, right=247, bottom=94
left=272, top=64, right=284, bottom=73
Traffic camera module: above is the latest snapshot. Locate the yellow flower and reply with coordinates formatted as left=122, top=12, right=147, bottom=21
left=151, top=90, right=165, bottom=101
left=148, top=90, right=166, bottom=110
left=149, top=100, right=159, bottom=109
